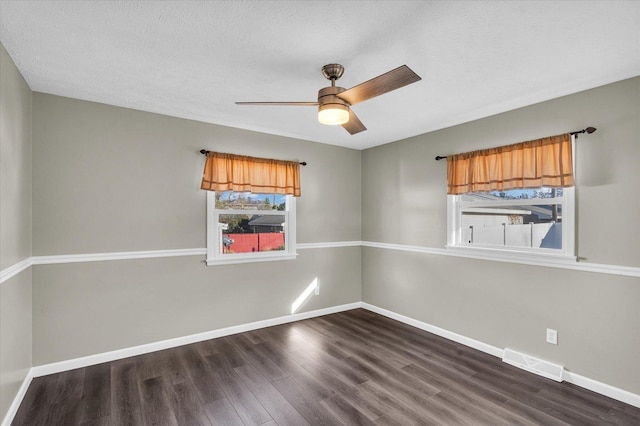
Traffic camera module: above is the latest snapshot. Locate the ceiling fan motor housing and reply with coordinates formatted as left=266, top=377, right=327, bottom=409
left=318, top=86, right=349, bottom=107
left=317, top=86, right=349, bottom=125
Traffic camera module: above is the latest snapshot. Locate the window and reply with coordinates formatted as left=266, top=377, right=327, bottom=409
left=446, top=133, right=576, bottom=262
left=206, top=191, right=296, bottom=265
left=200, top=150, right=301, bottom=266
left=447, top=186, right=575, bottom=260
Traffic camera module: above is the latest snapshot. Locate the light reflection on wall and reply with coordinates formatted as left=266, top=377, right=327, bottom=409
left=291, top=277, right=318, bottom=314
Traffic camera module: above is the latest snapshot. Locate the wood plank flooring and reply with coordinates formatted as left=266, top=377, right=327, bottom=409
left=12, top=309, right=640, bottom=425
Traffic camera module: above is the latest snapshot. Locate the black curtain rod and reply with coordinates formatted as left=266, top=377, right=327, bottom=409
left=199, top=149, right=307, bottom=166
left=434, top=127, right=596, bottom=161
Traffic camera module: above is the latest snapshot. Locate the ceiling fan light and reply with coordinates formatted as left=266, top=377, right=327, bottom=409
left=318, top=104, right=349, bottom=125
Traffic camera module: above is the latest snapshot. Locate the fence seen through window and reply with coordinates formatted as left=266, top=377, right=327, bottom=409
left=215, top=191, right=287, bottom=254
left=459, top=188, right=564, bottom=250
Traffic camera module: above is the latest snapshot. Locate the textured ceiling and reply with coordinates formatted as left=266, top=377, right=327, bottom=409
left=1, top=1, right=638, bottom=150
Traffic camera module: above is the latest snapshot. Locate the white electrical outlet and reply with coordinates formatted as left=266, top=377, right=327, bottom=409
left=315, top=284, right=320, bottom=295
left=546, top=328, right=558, bottom=345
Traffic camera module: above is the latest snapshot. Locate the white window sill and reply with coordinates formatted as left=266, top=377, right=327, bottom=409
left=445, top=245, right=577, bottom=266
left=206, top=253, right=298, bottom=266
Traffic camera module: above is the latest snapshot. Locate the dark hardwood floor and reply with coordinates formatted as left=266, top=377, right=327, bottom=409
left=12, top=309, right=640, bottom=425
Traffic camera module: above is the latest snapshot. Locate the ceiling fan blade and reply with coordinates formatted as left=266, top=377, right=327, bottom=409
left=342, top=109, right=367, bottom=135
left=338, top=65, right=421, bottom=106
left=236, top=101, right=319, bottom=106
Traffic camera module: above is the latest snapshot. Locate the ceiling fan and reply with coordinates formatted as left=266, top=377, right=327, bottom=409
left=236, top=64, right=421, bottom=135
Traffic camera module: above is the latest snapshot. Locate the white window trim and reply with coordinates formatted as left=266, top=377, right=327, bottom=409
left=206, top=191, right=297, bottom=266
left=445, top=136, right=576, bottom=264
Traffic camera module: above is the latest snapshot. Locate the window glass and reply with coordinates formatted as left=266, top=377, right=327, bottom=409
left=218, top=213, right=286, bottom=254
left=460, top=188, right=563, bottom=250
left=206, top=191, right=295, bottom=265
left=215, top=192, right=286, bottom=210
left=461, top=187, right=563, bottom=201
left=448, top=186, right=574, bottom=258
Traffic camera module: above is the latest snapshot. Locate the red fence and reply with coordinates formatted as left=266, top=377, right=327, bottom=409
left=225, top=233, right=285, bottom=253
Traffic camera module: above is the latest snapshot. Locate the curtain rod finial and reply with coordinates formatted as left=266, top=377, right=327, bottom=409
left=571, top=127, right=597, bottom=138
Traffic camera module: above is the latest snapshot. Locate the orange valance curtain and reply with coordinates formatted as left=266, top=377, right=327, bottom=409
left=447, top=133, right=574, bottom=195
left=201, top=151, right=301, bottom=196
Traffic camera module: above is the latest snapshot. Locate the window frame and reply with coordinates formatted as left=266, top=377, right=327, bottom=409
left=206, top=191, right=297, bottom=266
left=445, top=136, right=577, bottom=264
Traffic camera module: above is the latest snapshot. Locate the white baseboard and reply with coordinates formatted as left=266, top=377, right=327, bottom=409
left=361, top=302, right=640, bottom=408
left=31, top=302, right=362, bottom=378
left=1, top=368, right=34, bottom=426
left=4, top=299, right=638, bottom=426
left=563, top=370, right=640, bottom=408
left=361, top=302, right=504, bottom=358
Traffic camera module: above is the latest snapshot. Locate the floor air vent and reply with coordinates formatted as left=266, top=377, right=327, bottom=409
left=502, top=348, right=564, bottom=382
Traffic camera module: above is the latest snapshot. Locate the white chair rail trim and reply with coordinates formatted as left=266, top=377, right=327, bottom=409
left=361, top=241, right=640, bottom=278
left=0, top=257, right=32, bottom=284
left=1, top=241, right=639, bottom=284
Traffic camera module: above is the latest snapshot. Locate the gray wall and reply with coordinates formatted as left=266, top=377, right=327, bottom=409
left=0, top=43, right=32, bottom=420
left=33, top=248, right=360, bottom=364
left=31, top=93, right=362, bottom=364
left=0, top=44, right=32, bottom=269
left=32, top=94, right=361, bottom=254
left=361, top=77, right=640, bottom=394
